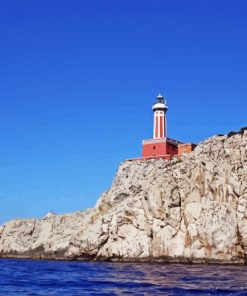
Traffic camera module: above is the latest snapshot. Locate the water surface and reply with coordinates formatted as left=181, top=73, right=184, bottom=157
left=0, top=259, right=247, bottom=295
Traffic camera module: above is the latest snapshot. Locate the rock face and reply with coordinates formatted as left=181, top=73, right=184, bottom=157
left=0, top=128, right=246, bottom=264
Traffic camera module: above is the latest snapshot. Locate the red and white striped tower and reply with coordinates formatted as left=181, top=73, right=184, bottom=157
left=152, top=94, right=168, bottom=139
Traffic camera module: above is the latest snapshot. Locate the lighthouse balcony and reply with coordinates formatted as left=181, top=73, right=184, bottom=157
left=152, top=102, right=168, bottom=111
left=142, top=137, right=183, bottom=146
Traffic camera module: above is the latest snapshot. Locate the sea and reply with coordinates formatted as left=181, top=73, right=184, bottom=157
left=0, top=259, right=247, bottom=295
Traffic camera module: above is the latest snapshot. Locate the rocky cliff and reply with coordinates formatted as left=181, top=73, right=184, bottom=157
left=0, top=128, right=246, bottom=264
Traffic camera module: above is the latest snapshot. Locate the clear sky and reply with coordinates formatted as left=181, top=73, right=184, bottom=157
left=0, top=0, right=246, bottom=224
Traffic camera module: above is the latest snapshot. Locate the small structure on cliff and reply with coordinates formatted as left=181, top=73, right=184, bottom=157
left=142, top=94, right=196, bottom=160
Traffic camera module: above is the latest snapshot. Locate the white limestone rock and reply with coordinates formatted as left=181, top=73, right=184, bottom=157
left=0, top=128, right=246, bottom=264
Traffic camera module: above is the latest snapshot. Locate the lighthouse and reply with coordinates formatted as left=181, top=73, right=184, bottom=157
left=142, top=94, right=182, bottom=159
left=140, top=93, right=196, bottom=160
left=152, top=94, right=168, bottom=139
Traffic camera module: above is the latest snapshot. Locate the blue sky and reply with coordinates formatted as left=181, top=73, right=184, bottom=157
left=0, top=0, right=246, bottom=224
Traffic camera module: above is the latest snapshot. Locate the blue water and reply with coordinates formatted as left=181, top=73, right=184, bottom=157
left=1, top=259, right=247, bottom=295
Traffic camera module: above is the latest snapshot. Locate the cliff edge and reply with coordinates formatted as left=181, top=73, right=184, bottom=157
left=0, top=128, right=246, bottom=264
